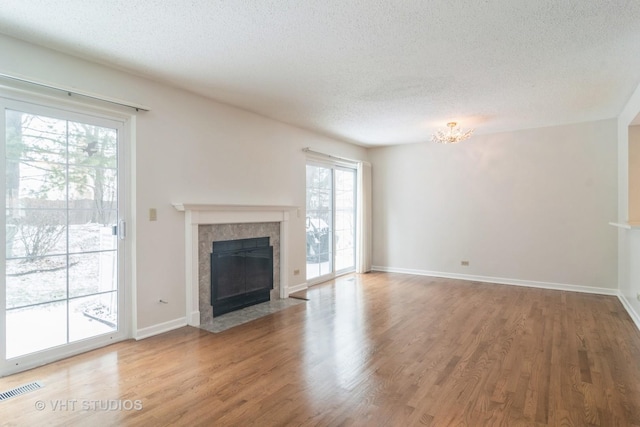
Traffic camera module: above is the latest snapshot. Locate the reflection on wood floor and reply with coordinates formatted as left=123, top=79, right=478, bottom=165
left=1, top=272, right=640, bottom=426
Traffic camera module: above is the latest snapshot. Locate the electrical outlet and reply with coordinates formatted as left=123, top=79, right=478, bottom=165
left=293, top=269, right=300, bottom=276
left=461, top=261, right=469, bottom=266
left=149, top=208, right=157, bottom=221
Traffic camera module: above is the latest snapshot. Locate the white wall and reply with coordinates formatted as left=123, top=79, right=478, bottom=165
left=0, top=35, right=368, bottom=332
left=370, top=120, right=618, bottom=291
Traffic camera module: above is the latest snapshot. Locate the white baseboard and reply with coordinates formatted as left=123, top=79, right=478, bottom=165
left=189, top=311, right=200, bottom=326
left=371, top=266, right=640, bottom=332
left=617, top=292, right=640, bottom=331
left=288, top=282, right=308, bottom=294
left=371, top=266, right=619, bottom=296
left=135, top=317, right=187, bottom=340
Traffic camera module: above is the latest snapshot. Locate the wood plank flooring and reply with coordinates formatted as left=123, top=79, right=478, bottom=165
left=2, top=272, right=640, bottom=426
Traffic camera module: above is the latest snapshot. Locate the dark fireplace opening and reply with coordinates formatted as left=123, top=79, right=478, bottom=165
left=211, top=237, right=273, bottom=316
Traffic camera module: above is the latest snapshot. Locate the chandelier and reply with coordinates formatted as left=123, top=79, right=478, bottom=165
left=431, top=122, right=474, bottom=144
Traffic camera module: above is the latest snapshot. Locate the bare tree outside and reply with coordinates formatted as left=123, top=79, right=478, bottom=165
left=6, top=112, right=117, bottom=261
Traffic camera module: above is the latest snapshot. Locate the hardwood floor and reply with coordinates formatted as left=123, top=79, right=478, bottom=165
left=2, top=272, right=640, bottom=426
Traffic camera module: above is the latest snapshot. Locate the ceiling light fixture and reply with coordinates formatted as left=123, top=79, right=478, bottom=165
left=431, top=122, right=474, bottom=144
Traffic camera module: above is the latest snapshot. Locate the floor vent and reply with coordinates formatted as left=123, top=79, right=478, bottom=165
left=0, top=381, right=43, bottom=402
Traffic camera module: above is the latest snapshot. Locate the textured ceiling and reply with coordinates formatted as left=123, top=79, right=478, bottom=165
left=1, top=1, right=640, bottom=146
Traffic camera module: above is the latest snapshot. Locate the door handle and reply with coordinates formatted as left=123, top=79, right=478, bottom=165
left=118, top=219, right=126, bottom=240
left=112, top=220, right=126, bottom=239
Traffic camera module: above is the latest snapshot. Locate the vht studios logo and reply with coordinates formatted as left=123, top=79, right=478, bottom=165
left=35, top=399, right=143, bottom=411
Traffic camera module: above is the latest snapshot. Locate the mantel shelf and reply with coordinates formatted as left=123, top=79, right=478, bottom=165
left=172, top=203, right=298, bottom=212
left=608, top=221, right=640, bottom=230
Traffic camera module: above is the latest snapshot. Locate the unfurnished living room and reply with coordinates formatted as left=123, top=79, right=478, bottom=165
left=1, top=1, right=640, bottom=426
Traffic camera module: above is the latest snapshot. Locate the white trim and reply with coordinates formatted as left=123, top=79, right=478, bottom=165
left=0, top=95, right=6, bottom=372
left=617, top=293, right=640, bottom=331
left=356, top=161, right=372, bottom=273
left=306, top=155, right=357, bottom=171
left=127, top=116, right=138, bottom=342
left=288, top=282, right=308, bottom=294
left=172, top=203, right=297, bottom=213
left=302, top=147, right=360, bottom=167
left=0, top=70, right=150, bottom=111
left=307, top=269, right=356, bottom=286
left=609, top=222, right=632, bottom=229
left=1, top=333, right=126, bottom=377
left=608, top=221, right=640, bottom=230
left=188, top=310, right=201, bottom=326
left=135, top=318, right=187, bottom=340
left=371, top=266, right=619, bottom=296
left=173, top=203, right=297, bottom=326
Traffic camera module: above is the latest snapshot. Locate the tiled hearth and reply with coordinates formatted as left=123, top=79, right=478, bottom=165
left=198, top=222, right=280, bottom=325
left=199, top=298, right=304, bottom=333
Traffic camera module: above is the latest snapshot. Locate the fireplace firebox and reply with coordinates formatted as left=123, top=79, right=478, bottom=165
left=210, top=237, right=273, bottom=316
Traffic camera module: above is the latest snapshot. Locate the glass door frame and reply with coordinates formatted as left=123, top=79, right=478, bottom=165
left=305, top=159, right=357, bottom=286
left=333, top=165, right=357, bottom=275
left=0, top=92, right=132, bottom=377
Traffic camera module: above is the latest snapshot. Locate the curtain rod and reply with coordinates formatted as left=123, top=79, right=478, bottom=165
left=302, top=147, right=360, bottom=164
left=0, top=72, right=150, bottom=112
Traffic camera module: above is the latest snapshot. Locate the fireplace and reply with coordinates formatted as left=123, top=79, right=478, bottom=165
left=211, top=237, right=273, bottom=316
left=198, top=221, right=280, bottom=323
left=172, top=203, right=295, bottom=327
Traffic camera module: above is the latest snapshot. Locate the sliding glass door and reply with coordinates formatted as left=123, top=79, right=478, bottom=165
left=334, top=168, right=356, bottom=272
left=306, top=163, right=356, bottom=283
left=306, top=164, right=333, bottom=279
left=2, top=98, right=127, bottom=374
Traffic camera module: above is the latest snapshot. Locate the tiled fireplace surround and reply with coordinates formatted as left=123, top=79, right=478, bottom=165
left=173, top=204, right=295, bottom=326
left=198, top=222, right=280, bottom=325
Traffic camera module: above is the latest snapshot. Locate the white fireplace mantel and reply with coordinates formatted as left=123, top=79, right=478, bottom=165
left=173, top=203, right=298, bottom=326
